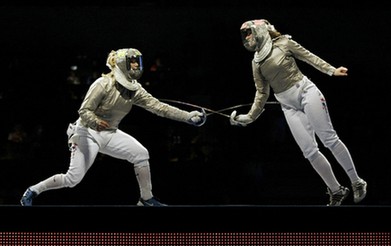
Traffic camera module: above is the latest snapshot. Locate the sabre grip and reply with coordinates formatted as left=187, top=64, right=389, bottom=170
left=187, top=108, right=207, bottom=127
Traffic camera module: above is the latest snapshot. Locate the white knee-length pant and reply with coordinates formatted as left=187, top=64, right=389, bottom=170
left=274, top=76, right=339, bottom=159
left=65, top=122, right=149, bottom=187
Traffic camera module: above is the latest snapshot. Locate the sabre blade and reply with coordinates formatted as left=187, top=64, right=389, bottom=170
left=159, top=98, right=279, bottom=118
left=159, top=98, right=231, bottom=118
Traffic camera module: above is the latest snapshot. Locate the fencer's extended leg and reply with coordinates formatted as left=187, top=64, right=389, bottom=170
left=308, top=152, right=350, bottom=206
left=307, top=151, right=341, bottom=192
left=30, top=174, right=67, bottom=194
left=328, top=140, right=359, bottom=181
left=21, top=136, right=99, bottom=206
left=20, top=174, right=67, bottom=206
left=329, top=140, right=367, bottom=203
left=29, top=140, right=98, bottom=195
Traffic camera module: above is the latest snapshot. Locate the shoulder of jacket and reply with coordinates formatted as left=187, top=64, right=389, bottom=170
left=92, top=76, right=115, bottom=91
left=273, top=34, right=292, bottom=43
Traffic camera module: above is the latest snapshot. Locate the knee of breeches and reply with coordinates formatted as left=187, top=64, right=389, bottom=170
left=304, top=149, right=318, bottom=160
left=134, top=159, right=150, bottom=168
left=323, top=138, right=340, bottom=150
left=326, top=139, right=343, bottom=152
left=128, top=147, right=150, bottom=164
left=63, top=172, right=85, bottom=188
left=319, top=132, right=339, bottom=149
left=307, top=151, right=321, bottom=162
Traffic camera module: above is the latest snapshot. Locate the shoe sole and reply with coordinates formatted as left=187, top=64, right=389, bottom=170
left=353, top=182, right=367, bottom=203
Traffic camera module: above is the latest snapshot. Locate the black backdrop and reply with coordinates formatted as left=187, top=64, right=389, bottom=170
left=0, top=2, right=390, bottom=206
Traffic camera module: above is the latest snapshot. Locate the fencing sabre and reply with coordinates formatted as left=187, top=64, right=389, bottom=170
left=159, top=99, right=279, bottom=118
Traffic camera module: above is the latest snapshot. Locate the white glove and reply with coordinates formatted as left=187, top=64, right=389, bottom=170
left=187, top=109, right=207, bottom=126
left=230, top=110, right=253, bottom=127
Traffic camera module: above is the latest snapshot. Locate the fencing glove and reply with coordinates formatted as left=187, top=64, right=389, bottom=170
left=187, top=108, right=207, bottom=126
left=230, top=110, right=254, bottom=127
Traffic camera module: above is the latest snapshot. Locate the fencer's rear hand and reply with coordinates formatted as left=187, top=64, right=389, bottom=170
left=230, top=110, right=253, bottom=127
left=96, top=120, right=110, bottom=131
left=188, top=109, right=206, bottom=127
left=333, top=66, right=348, bottom=76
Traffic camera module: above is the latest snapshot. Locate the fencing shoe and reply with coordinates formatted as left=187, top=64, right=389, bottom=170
left=352, top=179, right=367, bottom=203
left=137, top=197, right=167, bottom=207
left=20, top=188, right=37, bottom=206
left=327, top=186, right=349, bottom=206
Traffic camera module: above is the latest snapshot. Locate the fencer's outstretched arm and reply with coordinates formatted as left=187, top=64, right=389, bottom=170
left=133, top=86, right=206, bottom=126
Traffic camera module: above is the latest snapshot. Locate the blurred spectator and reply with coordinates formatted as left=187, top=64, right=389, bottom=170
left=142, top=53, right=174, bottom=98
left=4, top=123, right=28, bottom=160
left=66, top=69, right=82, bottom=101
left=27, top=123, right=45, bottom=160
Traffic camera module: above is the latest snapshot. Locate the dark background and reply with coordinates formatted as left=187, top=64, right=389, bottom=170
left=0, top=1, right=390, bottom=206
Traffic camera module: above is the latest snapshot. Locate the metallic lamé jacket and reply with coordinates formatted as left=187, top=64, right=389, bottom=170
left=247, top=35, right=336, bottom=119
left=77, top=75, right=190, bottom=131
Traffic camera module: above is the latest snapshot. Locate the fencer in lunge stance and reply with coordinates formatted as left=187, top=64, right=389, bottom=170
left=229, top=19, right=367, bottom=206
left=20, top=48, right=206, bottom=207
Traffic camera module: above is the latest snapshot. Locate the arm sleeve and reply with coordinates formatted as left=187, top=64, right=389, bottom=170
left=133, top=86, right=191, bottom=123
left=287, top=38, right=336, bottom=76
left=247, top=60, right=270, bottom=120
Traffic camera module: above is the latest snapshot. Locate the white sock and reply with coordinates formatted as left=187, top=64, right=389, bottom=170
left=308, top=151, right=341, bottom=192
left=30, top=174, right=66, bottom=195
left=329, top=140, right=360, bottom=183
left=134, top=161, right=153, bottom=200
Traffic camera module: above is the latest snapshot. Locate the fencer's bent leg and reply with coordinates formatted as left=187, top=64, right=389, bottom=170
left=307, top=151, right=341, bottom=192
left=101, top=129, right=154, bottom=200
left=328, top=140, right=360, bottom=182
left=134, top=160, right=153, bottom=200
left=282, top=107, right=341, bottom=192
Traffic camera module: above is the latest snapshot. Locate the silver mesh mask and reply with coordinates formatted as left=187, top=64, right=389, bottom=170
left=115, top=48, right=143, bottom=80
left=106, top=48, right=143, bottom=91
left=240, top=20, right=272, bottom=62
